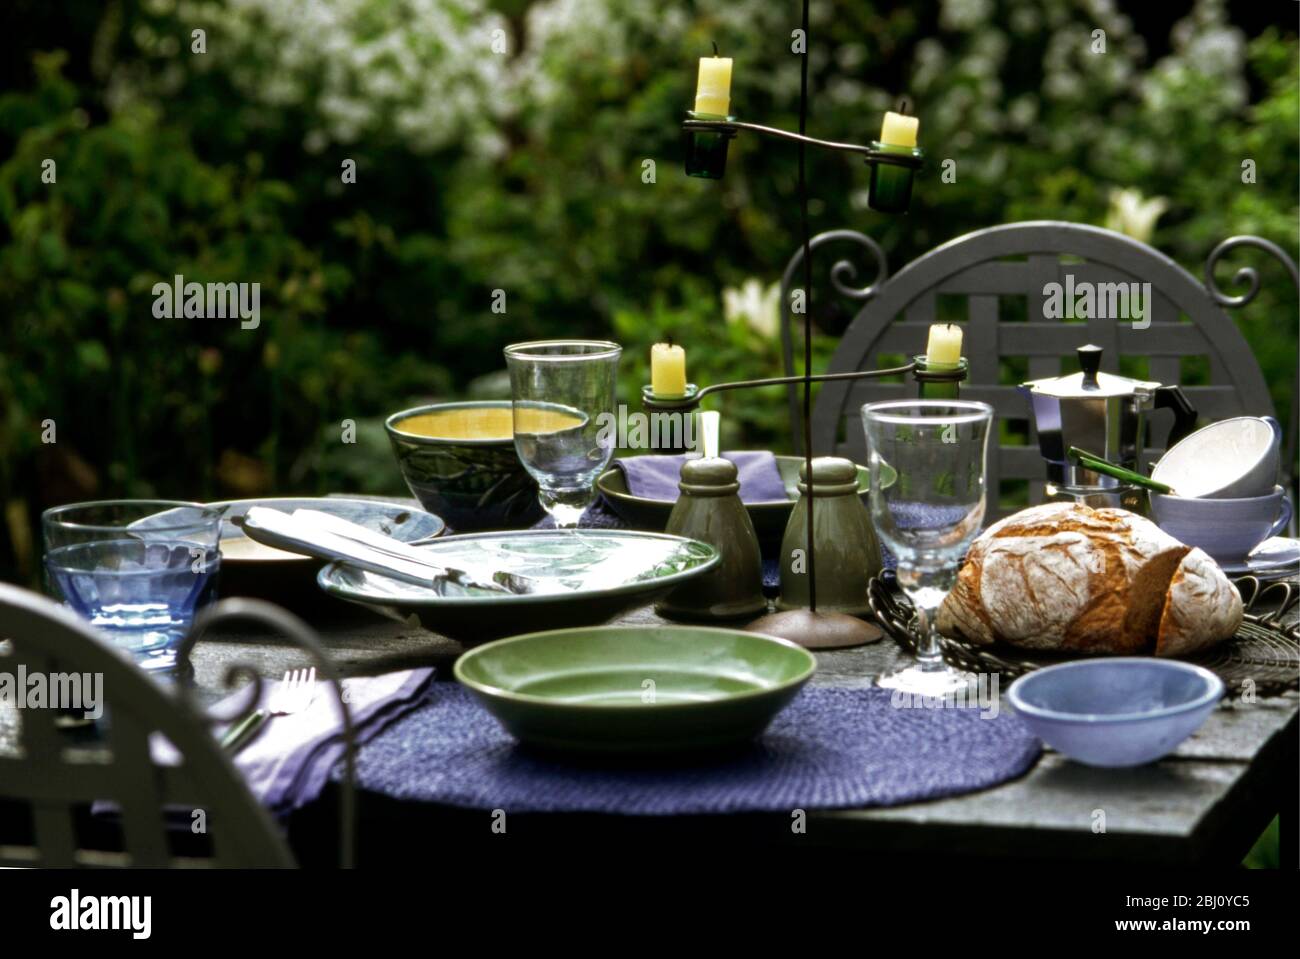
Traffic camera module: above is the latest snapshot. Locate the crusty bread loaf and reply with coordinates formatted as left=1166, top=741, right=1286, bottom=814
left=936, top=502, right=1242, bottom=656
left=1156, top=549, right=1245, bottom=656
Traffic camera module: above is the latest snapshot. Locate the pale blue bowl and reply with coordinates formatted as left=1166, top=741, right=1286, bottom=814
left=1007, top=658, right=1224, bottom=767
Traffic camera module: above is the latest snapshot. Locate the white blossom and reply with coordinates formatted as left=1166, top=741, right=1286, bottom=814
left=723, top=279, right=781, bottom=340
left=1105, top=188, right=1168, bottom=244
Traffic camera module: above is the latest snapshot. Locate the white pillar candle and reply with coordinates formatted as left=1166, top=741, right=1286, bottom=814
left=651, top=342, right=687, bottom=397
left=880, top=111, right=919, bottom=148
left=925, top=323, right=963, bottom=366
left=695, top=57, right=733, bottom=117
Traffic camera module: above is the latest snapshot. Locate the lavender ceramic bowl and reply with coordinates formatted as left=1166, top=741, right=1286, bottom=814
left=1007, top=659, right=1223, bottom=767
left=1149, top=485, right=1292, bottom=562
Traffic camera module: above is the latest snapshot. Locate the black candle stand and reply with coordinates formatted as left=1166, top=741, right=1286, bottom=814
left=671, top=2, right=930, bottom=650
left=640, top=362, right=919, bottom=414
left=683, top=115, right=923, bottom=212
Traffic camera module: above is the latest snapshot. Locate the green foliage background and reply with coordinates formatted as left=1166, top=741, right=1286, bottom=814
left=0, top=0, right=1297, bottom=580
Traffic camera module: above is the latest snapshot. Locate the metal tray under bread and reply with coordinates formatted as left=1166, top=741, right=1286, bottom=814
left=867, top=575, right=1300, bottom=697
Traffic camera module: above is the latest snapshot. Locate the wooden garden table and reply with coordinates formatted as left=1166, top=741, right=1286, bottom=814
left=189, top=588, right=1299, bottom=867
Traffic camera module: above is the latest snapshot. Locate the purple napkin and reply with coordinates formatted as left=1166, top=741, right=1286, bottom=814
left=131, top=669, right=434, bottom=816
left=217, top=668, right=435, bottom=813
left=614, top=452, right=787, bottom=503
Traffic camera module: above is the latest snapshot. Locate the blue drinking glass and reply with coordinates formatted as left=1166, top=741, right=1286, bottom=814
left=42, top=500, right=224, bottom=673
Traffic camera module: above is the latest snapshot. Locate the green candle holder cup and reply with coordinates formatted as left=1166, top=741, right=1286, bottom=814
left=633, top=384, right=701, bottom=455
left=641, top=383, right=700, bottom=411
left=684, top=112, right=737, bottom=179
left=912, top=355, right=968, bottom=400
left=867, top=142, right=923, bottom=214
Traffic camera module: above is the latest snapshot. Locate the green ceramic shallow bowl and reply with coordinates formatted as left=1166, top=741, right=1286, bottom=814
left=597, top=454, right=874, bottom=543
left=454, top=625, right=816, bottom=754
left=317, top=529, right=721, bottom=643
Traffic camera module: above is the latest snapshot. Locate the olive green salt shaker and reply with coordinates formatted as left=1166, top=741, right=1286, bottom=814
left=655, top=457, right=767, bottom=620
left=776, top=456, right=881, bottom=616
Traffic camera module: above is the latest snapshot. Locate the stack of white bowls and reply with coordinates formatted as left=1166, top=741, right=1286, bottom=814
left=1148, top=416, right=1292, bottom=568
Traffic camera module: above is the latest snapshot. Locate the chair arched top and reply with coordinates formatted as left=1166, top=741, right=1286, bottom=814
left=812, top=220, right=1273, bottom=453
left=0, top=582, right=294, bottom=867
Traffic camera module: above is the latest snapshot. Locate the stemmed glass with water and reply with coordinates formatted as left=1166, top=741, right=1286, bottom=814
left=861, top=400, right=994, bottom=696
left=504, top=340, right=621, bottom=528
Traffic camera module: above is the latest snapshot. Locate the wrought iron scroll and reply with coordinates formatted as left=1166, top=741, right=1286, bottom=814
left=779, top=229, right=889, bottom=454
left=1203, top=234, right=1300, bottom=490
left=1204, top=235, right=1300, bottom=308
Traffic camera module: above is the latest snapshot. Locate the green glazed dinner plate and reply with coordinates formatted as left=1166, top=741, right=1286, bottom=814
left=317, top=529, right=720, bottom=643
left=597, top=454, right=877, bottom=543
left=454, top=625, right=816, bottom=754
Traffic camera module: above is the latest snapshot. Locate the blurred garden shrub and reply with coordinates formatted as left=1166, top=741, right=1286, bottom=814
left=0, top=0, right=1296, bottom=578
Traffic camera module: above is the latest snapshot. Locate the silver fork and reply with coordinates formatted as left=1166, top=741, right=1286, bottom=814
left=220, top=667, right=318, bottom=753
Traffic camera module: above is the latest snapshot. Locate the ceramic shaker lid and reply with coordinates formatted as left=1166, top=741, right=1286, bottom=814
left=679, top=456, right=740, bottom=494
left=797, top=456, right=858, bottom=485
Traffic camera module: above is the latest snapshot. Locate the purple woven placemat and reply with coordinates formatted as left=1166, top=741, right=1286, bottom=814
left=344, top=684, right=1040, bottom=814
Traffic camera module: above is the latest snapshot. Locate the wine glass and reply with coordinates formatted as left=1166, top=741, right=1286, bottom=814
left=860, top=400, right=994, bottom=695
left=504, top=340, right=622, bottom=528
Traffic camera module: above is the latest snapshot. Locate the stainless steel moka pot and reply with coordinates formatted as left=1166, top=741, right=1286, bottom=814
left=1020, top=345, right=1197, bottom=510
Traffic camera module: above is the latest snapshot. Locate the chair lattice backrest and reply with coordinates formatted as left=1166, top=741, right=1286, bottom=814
left=788, top=221, right=1275, bottom=517
left=0, top=583, right=293, bottom=867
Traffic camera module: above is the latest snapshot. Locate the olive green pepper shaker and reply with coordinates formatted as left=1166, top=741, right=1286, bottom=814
left=776, top=456, right=881, bottom=616
left=656, top=457, right=767, bottom=621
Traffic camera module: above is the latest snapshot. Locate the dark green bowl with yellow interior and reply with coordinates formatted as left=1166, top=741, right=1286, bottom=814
left=454, top=624, right=816, bottom=754
left=385, top=401, right=543, bottom=532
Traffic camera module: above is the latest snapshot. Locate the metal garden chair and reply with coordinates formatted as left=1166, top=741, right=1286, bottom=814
left=0, top=585, right=355, bottom=867
left=778, top=221, right=1297, bottom=516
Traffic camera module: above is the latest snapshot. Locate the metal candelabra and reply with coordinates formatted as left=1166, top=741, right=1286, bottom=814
left=649, top=5, right=943, bottom=649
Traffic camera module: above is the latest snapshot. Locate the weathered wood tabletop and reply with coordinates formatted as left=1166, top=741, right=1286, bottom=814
left=187, top=583, right=1299, bottom=867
